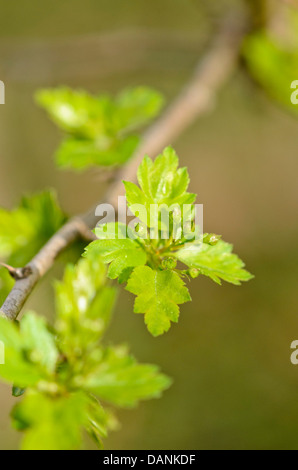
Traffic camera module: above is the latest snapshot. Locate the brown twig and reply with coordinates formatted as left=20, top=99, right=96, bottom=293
left=0, top=263, right=32, bottom=281
left=0, top=13, right=247, bottom=321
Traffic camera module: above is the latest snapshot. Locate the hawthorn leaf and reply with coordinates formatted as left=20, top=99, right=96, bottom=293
left=35, top=87, right=110, bottom=138
left=86, top=395, right=118, bottom=448
left=243, top=31, right=298, bottom=114
left=175, top=240, right=254, bottom=286
left=117, top=267, right=134, bottom=284
left=20, top=312, right=59, bottom=374
left=36, top=87, right=163, bottom=138
left=56, top=135, right=139, bottom=170
left=36, top=86, right=164, bottom=171
left=126, top=146, right=196, bottom=205
left=0, top=190, right=65, bottom=266
left=12, top=391, right=88, bottom=450
left=126, top=266, right=191, bottom=336
left=115, top=87, right=164, bottom=133
left=83, top=346, right=172, bottom=408
left=124, top=147, right=196, bottom=226
left=55, top=255, right=117, bottom=352
left=85, top=223, right=147, bottom=280
left=0, top=270, right=13, bottom=306
left=86, top=396, right=109, bottom=446
left=0, top=317, right=46, bottom=387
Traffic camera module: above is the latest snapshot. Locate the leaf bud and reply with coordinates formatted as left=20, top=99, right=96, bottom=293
left=161, top=257, right=177, bottom=270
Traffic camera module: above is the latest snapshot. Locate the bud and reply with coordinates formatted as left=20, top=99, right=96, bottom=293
left=188, top=268, right=200, bottom=279
left=162, top=257, right=177, bottom=270
left=203, top=233, right=221, bottom=246
left=12, top=386, right=25, bottom=397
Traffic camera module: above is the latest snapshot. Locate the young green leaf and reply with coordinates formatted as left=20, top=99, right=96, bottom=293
left=82, top=346, right=172, bottom=407
left=175, top=240, right=254, bottom=286
left=56, top=135, right=139, bottom=170
left=85, top=395, right=116, bottom=449
left=85, top=223, right=147, bottom=280
left=0, top=269, right=14, bottom=305
left=20, top=312, right=59, bottom=374
left=36, top=88, right=110, bottom=138
left=55, top=255, right=117, bottom=354
left=0, top=317, right=49, bottom=387
left=243, top=31, right=298, bottom=114
left=36, top=86, right=164, bottom=171
left=124, top=147, right=196, bottom=223
left=126, top=266, right=191, bottom=336
left=115, top=87, right=165, bottom=133
left=0, top=190, right=65, bottom=266
left=0, top=248, right=171, bottom=449
left=81, top=147, right=253, bottom=337
left=12, top=391, right=88, bottom=450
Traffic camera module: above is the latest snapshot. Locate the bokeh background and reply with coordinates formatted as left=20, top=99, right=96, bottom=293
left=1, top=0, right=298, bottom=450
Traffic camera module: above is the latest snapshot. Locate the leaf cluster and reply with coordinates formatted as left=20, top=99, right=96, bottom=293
left=0, top=253, right=171, bottom=450
left=243, top=10, right=298, bottom=115
left=85, top=147, right=253, bottom=336
left=36, top=87, right=164, bottom=170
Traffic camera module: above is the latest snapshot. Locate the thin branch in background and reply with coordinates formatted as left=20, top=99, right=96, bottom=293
left=0, top=12, right=247, bottom=322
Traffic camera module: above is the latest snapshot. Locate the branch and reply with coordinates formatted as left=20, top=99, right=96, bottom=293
left=0, top=13, right=247, bottom=321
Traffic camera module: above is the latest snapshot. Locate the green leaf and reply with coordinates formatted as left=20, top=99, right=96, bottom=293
left=12, top=391, right=88, bottom=450
left=175, top=240, right=254, bottom=286
left=36, top=86, right=164, bottom=171
left=83, top=346, right=172, bottom=407
left=0, top=317, right=45, bottom=387
left=0, top=205, right=34, bottom=261
left=124, top=147, right=196, bottom=226
left=0, top=269, right=14, bottom=305
left=138, top=147, right=195, bottom=203
left=126, top=146, right=196, bottom=204
left=115, top=87, right=165, bottom=133
left=0, top=316, right=23, bottom=349
left=243, top=30, right=298, bottom=114
left=56, top=135, right=139, bottom=170
left=36, top=88, right=111, bottom=138
left=20, top=312, right=59, bottom=374
left=36, top=87, right=163, bottom=138
left=126, top=266, right=191, bottom=336
left=55, top=254, right=117, bottom=354
left=0, top=313, right=58, bottom=388
left=0, top=190, right=65, bottom=266
left=85, top=223, right=147, bottom=280
left=86, top=395, right=116, bottom=449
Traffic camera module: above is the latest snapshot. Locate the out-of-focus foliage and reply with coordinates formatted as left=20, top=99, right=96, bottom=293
left=85, top=147, right=253, bottom=336
left=0, top=191, right=66, bottom=303
left=0, top=190, right=65, bottom=264
left=0, top=253, right=171, bottom=450
left=36, top=87, right=164, bottom=170
left=11, top=391, right=89, bottom=450
left=243, top=9, right=298, bottom=114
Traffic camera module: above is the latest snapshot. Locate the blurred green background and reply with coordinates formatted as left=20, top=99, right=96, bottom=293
left=1, top=0, right=298, bottom=450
